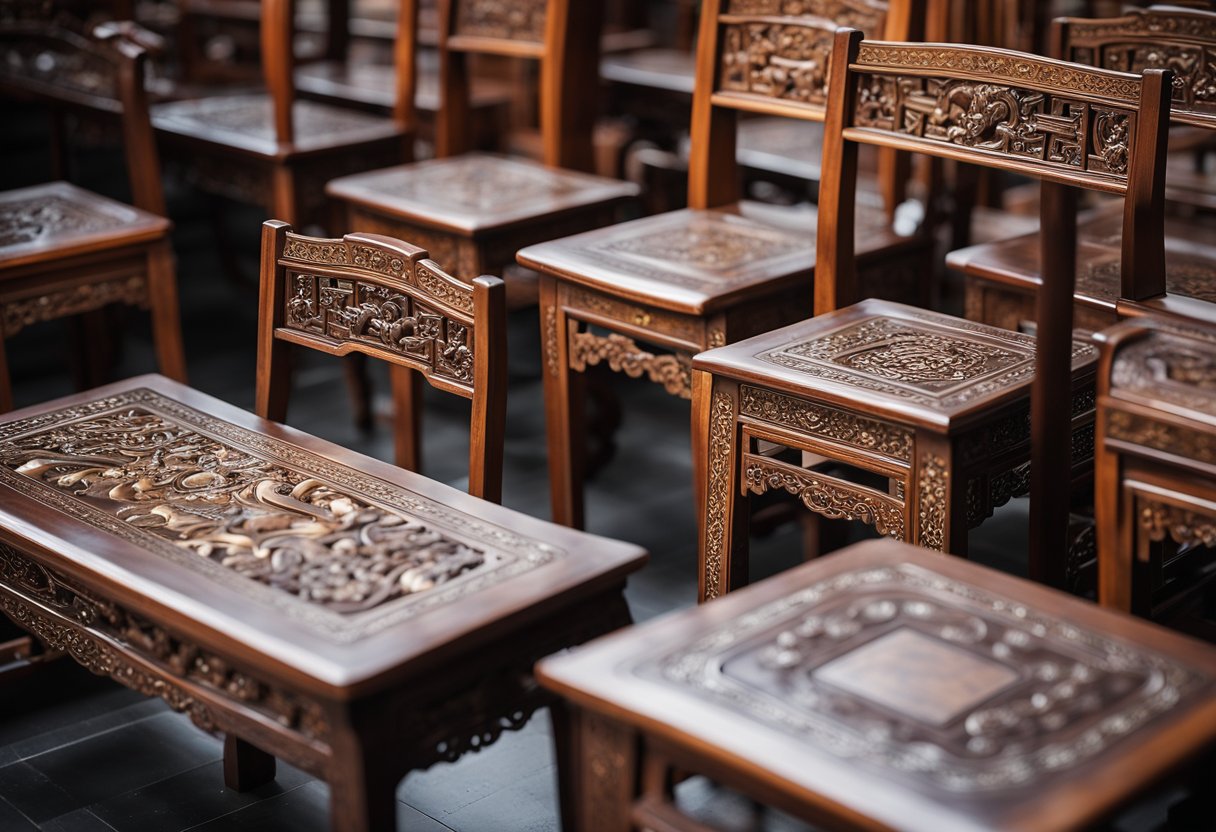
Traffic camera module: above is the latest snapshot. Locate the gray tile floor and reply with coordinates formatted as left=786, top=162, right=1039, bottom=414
left=0, top=106, right=1192, bottom=830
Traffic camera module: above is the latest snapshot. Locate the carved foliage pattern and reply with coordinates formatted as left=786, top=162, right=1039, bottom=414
left=2, top=409, right=493, bottom=616
left=0, top=195, right=124, bottom=248
left=726, top=1, right=886, bottom=31
left=745, top=458, right=905, bottom=537
left=854, top=72, right=1135, bottom=178
left=1138, top=500, right=1216, bottom=548
left=286, top=273, right=475, bottom=383
left=655, top=564, right=1206, bottom=792
left=2, top=276, right=147, bottom=337
left=917, top=453, right=948, bottom=551
left=720, top=22, right=834, bottom=107
left=568, top=329, right=692, bottom=398
left=739, top=386, right=912, bottom=461
left=0, top=544, right=329, bottom=742
left=702, top=391, right=736, bottom=600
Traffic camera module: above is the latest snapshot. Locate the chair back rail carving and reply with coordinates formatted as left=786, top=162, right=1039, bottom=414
left=688, top=0, right=923, bottom=210
left=0, top=21, right=165, bottom=215
left=816, top=30, right=1171, bottom=315
left=436, top=0, right=601, bottom=170
left=256, top=222, right=507, bottom=502
left=1054, top=6, right=1216, bottom=130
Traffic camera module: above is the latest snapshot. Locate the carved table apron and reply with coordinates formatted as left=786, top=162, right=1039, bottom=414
left=0, top=375, right=644, bottom=830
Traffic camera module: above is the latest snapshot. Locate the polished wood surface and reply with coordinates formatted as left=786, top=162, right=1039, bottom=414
left=539, top=538, right=1216, bottom=832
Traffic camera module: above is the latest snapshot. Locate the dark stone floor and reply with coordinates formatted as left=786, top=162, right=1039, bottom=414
left=0, top=105, right=1191, bottom=830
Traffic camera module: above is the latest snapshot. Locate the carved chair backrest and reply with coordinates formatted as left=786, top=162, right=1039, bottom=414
left=435, top=0, right=603, bottom=171
left=814, top=30, right=1171, bottom=315
left=261, top=0, right=417, bottom=147
left=1055, top=6, right=1216, bottom=131
left=257, top=221, right=507, bottom=501
left=0, top=21, right=165, bottom=215
left=687, top=0, right=923, bottom=209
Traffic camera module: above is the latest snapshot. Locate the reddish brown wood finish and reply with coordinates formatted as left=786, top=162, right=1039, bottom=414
left=539, top=538, right=1216, bottom=832
left=0, top=22, right=187, bottom=410
left=0, top=371, right=644, bottom=831
left=1094, top=317, right=1216, bottom=618
left=518, top=0, right=930, bottom=530
left=254, top=220, right=508, bottom=502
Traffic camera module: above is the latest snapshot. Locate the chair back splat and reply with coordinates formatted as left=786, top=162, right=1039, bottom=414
left=256, top=221, right=507, bottom=502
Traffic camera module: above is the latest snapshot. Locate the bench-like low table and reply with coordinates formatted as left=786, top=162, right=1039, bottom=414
left=0, top=375, right=646, bottom=831
left=539, top=538, right=1216, bottom=832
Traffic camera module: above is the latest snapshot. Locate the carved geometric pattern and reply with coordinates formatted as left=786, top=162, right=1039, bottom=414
left=759, top=311, right=1096, bottom=411
left=0, top=544, right=329, bottom=741
left=650, top=563, right=1208, bottom=792
left=702, top=390, right=736, bottom=601
left=0, top=390, right=562, bottom=642
left=286, top=273, right=475, bottom=383
left=454, top=0, right=546, bottom=43
left=0, top=195, right=125, bottom=248
left=739, top=386, right=913, bottom=461
left=1110, top=329, right=1216, bottom=416
left=357, top=157, right=581, bottom=213
left=744, top=457, right=905, bottom=537
left=2, top=276, right=147, bottom=337
left=1138, top=500, right=1216, bottom=549
left=917, top=453, right=948, bottom=551
left=568, top=329, right=691, bottom=398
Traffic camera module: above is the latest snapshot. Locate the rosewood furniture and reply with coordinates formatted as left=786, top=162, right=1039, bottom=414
left=257, top=221, right=507, bottom=501
left=537, top=537, right=1216, bottom=832
left=326, top=0, right=639, bottom=291
left=693, top=31, right=1171, bottom=595
left=1095, top=317, right=1216, bottom=620
left=952, top=5, right=1216, bottom=334
left=518, top=0, right=930, bottom=530
left=151, top=0, right=413, bottom=229
left=0, top=21, right=187, bottom=412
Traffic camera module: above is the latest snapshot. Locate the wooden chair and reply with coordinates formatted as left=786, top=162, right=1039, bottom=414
left=0, top=21, right=187, bottom=412
left=325, top=0, right=639, bottom=291
left=538, top=538, right=1216, bottom=832
left=952, top=5, right=1216, bottom=334
left=691, top=31, right=1171, bottom=599
left=1095, top=317, right=1216, bottom=626
left=256, top=221, right=508, bottom=502
left=151, top=0, right=413, bottom=229
left=517, top=0, right=931, bottom=530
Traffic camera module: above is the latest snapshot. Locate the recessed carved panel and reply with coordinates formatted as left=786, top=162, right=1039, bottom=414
left=0, top=390, right=562, bottom=642
left=647, top=563, right=1209, bottom=792
left=759, top=310, right=1096, bottom=411
left=1111, top=330, right=1216, bottom=418
left=454, top=0, right=546, bottom=43
left=720, top=21, right=835, bottom=108
left=0, top=195, right=125, bottom=249
left=739, top=386, right=913, bottom=461
left=2, top=276, right=147, bottom=337
left=1106, top=408, right=1216, bottom=466
left=1077, top=256, right=1216, bottom=305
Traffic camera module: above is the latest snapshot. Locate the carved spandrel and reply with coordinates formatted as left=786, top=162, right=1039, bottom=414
left=0, top=195, right=125, bottom=248
left=648, top=564, right=1208, bottom=793
left=0, top=390, right=562, bottom=642
left=744, top=456, right=905, bottom=537
left=853, top=73, right=1134, bottom=178
left=286, top=272, right=474, bottom=383
left=454, top=0, right=546, bottom=43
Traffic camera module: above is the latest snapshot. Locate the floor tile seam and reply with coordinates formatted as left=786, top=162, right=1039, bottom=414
left=42, top=808, right=121, bottom=832
left=430, top=762, right=559, bottom=819
left=398, top=799, right=458, bottom=832
left=15, top=709, right=172, bottom=763
left=0, top=793, right=38, bottom=830
left=176, top=781, right=314, bottom=832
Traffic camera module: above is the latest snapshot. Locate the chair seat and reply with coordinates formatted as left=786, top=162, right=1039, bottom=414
left=693, top=299, right=1097, bottom=429
left=600, top=48, right=696, bottom=95
left=948, top=205, right=1216, bottom=311
left=152, top=93, right=406, bottom=157
left=1107, top=324, right=1216, bottom=429
left=326, top=153, right=639, bottom=236
left=537, top=538, right=1216, bottom=832
left=0, top=374, right=645, bottom=694
left=516, top=202, right=912, bottom=315
left=294, top=60, right=514, bottom=114
left=0, top=181, right=169, bottom=270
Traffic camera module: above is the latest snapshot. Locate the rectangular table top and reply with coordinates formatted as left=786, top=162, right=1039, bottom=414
left=538, top=538, right=1216, bottom=832
left=0, top=375, right=645, bottom=698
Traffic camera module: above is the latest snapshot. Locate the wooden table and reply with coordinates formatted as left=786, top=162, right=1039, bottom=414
left=538, top=538, right=1216, bottom=832
left=0, top=375, right=646, bottom=831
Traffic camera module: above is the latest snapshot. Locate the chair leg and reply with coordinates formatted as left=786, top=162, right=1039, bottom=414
left=911, top=432, right=967, bottom=556
left=328, top=727, right=399, bottom=832
left=693, top=373, right=750, bottom=602
left=146, top=242, right=189, bottom=383
left=223, top=734, right=276, bottom=792
left=390, top=365, right=423, bottom=472
left=0, top=336, right=14, bottom=413
left=541, top=278, right=587, bottom=528
left=553, top=704, right=637, bottom=832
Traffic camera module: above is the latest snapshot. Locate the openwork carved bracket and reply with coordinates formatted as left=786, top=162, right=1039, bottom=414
left=568, top=329, right=692, bottom=399
left=1138, top=500, right=1216, bottom=549
left=744, top=456, right=905, bottom=538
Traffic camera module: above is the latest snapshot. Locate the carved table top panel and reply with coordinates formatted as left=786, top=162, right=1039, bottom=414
left=152, top=94, right=403, bottom=156
left=326, top=153, right=639, bottom=236
left=1110, top=324, right=1216, bottom=426
left=0, top=182, right=169, bottom=268
left=518, top=203, right=900, bottom=316
left=0, top=378, right=646, bottom=691
left=694, top=300, right=1097, bottom=427
left=538, top=539, right=1216, bottom=832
